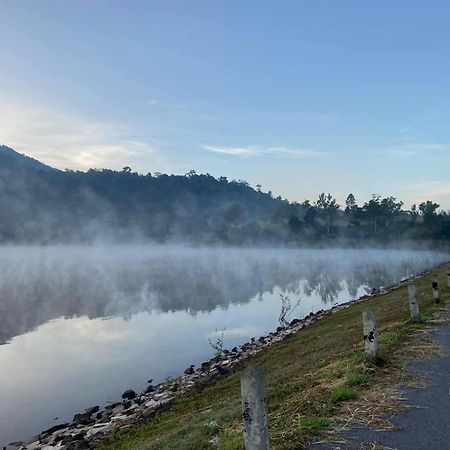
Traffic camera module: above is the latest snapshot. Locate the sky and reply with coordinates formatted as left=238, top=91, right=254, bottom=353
left=0, top=0, right=449, bottom=208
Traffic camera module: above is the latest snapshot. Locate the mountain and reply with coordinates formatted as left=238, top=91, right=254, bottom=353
left=0, top=146, right=285, bottom=244
left=0, top=145, right=56, bottom=172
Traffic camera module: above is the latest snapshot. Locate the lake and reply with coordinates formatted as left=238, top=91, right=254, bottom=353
left=0, top=246, right=448, bottom=445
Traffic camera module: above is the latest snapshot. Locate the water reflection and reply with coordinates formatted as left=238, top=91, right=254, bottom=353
left=0, top=246, right=447, bottom=345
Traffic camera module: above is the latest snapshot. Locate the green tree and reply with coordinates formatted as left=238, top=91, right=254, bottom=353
left=345, top=193, right=357, bottom=214
left=380, top=196, right=403, bottom=228
left=363, top=195, right=382, bottom=236
left=315, top=193, right=340, bottom=237
left=419, top=201, right=440, bottom=225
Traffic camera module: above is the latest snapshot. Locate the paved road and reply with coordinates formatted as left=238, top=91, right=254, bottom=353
left=311, top=319, right=450, bottom=449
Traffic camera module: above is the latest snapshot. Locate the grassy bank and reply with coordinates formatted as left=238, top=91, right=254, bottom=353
left=98, top=265, right=449, bottom=450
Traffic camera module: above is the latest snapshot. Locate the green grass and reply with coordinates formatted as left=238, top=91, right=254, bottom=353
left=330, top=385, right=358, bottom=403
left=299, top=416, right=331, bottom=431
left=97, top=264, right=449, bottom=450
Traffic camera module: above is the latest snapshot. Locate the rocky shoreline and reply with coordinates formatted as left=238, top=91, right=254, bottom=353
left=11, top=268, right=437, bottom=450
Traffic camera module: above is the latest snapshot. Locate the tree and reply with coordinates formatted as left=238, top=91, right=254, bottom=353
left=345, top=193, right=357, bottom=214
left=380, top=196, right=403, bottom=228
left=419, top=201, right=440, bottom=225
left=410, top=204, right=418, bottom=222
left=315, top=193, right=340, bottom=237
left=363, top=195, right=382, bottom=236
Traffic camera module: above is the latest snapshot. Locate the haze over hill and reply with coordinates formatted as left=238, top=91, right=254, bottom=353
left=0, top=145, right=449, bottom=245
left=0, top=145, right=284, bottom=243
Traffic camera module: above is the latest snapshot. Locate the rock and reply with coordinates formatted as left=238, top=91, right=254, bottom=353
left=73, top=412, right=93, bottom=425
left=42, top=422, right=69, bottom=435
left=290, top=318, right=302, bottom=326
left=23, top=441, right=41, bottom=450
left=144, top=384, right=155, bottom=394
left=111, top=414, right=128, bottom=423
left=184, top=365, right=195, bottom=375
left=122, top=400, right=132, bottom=410
left=121, top=389, right=136, bottom=400
left=214, top=364, right=229, bottom=376
left=144, top=399, right=158, bottom=409
left=65, top=439, right=90, bottom=450
left=147, top=378, right=153, bottom=384
left=97, top=410, right=111, bottom=422
left=83, top=406, right=99, bottom=416
left=231, top=346, right=238, bottom=353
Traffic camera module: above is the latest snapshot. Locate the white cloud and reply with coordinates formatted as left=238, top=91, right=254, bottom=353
left=0, top=102, right=157, bottom=170
left=386, top=142, right=449, bottom=157
left=202, top=144, right=324, bottom=158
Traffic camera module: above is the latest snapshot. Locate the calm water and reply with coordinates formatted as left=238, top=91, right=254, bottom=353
left=0, top=246, right=448, bottom=444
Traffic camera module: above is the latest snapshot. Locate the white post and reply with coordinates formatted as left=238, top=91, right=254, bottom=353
left=408, top=282, right=420, bottom=322
left=241, top=366, right=270, bottom=450
left=432, top=275, right=440, bottom=304
left=363, top=309, right=379, bottom=360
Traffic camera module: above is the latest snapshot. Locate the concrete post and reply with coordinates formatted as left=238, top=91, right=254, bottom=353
left=432, top=275, right=440, bottom=304
left=363, top=309, right=379, bottom=360
left=408, top=282, right=420, bottom=322
left=240, top=366, right=270, bottom=450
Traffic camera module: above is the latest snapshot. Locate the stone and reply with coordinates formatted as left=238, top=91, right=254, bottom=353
left=144, top=384, right=155, bottom=394
left=42, top=423, right=69, bottom=435
left=65, top=439, right=90, bottom=450
left=72, top=412, right=93, bottom=425
left=144, top=399, right=158, bottom=409
left=83, top=406, right=99, bottom=416
left=184, top=365, right=195, bottom=375
left=110, top=414, right=128, bottom=423
left=121, top=389, right=136, bottom=400
left=96, top=410, right=111, bottom=422
left=214, top=364, right=229, bottom=376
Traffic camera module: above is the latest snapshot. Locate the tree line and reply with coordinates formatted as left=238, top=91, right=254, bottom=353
left=0, top=145, right=448, bottom=245
left=270, top=192, right=449, bottom=244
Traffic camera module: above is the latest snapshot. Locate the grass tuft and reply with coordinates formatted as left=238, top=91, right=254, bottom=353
left=330, top=385, right=358, bottom=403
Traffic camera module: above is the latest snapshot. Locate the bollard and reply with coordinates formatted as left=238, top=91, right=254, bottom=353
left=363, top=309, right=379, bottom=361
left=432, top=274, right=440, bottom=304
left=240, top=366, right=270, bottom=450
left=407, top=282, right=420, bottom=322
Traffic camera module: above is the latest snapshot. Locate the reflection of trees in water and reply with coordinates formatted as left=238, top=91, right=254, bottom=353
left=0, top=247, right=446, bottom=345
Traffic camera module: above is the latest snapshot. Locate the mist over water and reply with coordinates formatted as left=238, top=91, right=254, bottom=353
left=0, top=245, right=448, bottom=445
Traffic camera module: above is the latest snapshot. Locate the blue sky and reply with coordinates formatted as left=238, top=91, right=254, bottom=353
left=1, top=1, right=449, bottom=208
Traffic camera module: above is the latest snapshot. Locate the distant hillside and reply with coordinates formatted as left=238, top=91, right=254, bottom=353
left=0, top=146, right=285, bottom=243
left=0, top=145, right=56, bottom=172
left=1, top=146, right=449, bottom=245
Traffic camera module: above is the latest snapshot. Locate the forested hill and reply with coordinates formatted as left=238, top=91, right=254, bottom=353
left=0, top=146, right=285, bottom=243
left=1, top=145, right=449, bottom=245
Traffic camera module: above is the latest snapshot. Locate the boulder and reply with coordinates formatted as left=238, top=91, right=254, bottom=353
left=144, top=384, right=155, bottom=394
left=121, top=389, right=136, bottom=400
